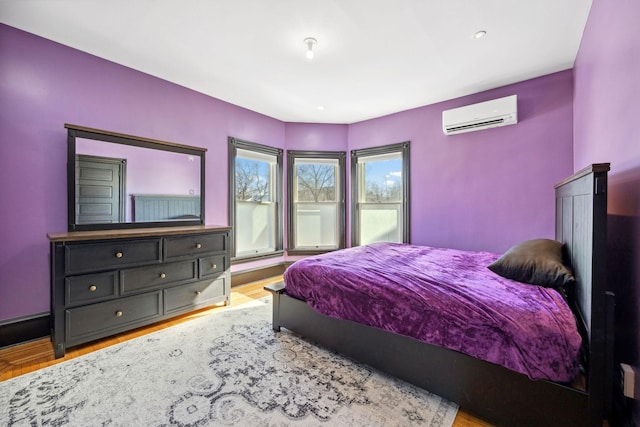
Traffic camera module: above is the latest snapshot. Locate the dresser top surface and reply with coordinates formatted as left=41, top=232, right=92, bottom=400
left=48, top=224, right=231, bottom=243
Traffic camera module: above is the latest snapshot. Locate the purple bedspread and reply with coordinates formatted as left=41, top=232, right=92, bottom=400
left=284, top=242, right=582, bottom=382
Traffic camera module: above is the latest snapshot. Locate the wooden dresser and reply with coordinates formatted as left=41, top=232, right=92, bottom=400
left=48, top=225, right=231, bottom=358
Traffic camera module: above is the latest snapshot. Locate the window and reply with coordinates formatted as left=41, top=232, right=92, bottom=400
left=228, top=137, right=283, bottom=260
left=351, top=142, right=410, bottom=246
left=287, top=150, right=346, bottom=254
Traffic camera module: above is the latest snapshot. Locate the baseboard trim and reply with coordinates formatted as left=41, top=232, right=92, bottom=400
left=0, top=313, right=51, bottom=349
left=231, top=262, right=288, bottom=287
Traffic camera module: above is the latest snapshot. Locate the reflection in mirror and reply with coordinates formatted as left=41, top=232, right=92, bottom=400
left=67, top=124, right=206, bottom=231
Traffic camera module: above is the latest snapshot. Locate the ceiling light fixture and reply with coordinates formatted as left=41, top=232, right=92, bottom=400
left=304, top=37, right=317, bottom=59
left=474, top=30, right=487, bottom=39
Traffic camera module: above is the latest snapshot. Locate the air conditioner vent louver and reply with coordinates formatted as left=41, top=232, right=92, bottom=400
left=445, top=118, right=505, bottom=133
left=442, top=95, right=517, bottom=135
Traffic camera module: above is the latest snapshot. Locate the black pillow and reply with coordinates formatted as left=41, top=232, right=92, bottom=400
left=488, top=239, right=575, bottom=288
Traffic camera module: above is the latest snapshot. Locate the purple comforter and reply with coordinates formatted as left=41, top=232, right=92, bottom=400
left=284, top=242, right=581, bottom=382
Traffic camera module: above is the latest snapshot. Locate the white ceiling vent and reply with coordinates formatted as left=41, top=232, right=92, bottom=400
left=442, top=95, right=517, bottom=135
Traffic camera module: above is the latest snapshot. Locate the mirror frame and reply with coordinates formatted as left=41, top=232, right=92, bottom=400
left=66, top=124, right=206, bottom=231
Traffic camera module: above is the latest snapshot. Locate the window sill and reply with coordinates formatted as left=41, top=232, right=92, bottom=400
left=231, top=250, right=284, bottom=265
left=286, top=248, right=342, bottom=256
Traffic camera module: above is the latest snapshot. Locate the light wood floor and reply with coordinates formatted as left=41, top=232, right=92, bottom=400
left=0, top=276, right=492, bottom=427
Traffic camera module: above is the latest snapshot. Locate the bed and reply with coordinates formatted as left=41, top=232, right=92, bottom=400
left=266, top=163, right=613, bottom=427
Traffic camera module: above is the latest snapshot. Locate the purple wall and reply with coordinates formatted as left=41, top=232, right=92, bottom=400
left=0, top=24, right=285, bottom=321
left=285, top=123, right=348, bottom=151
left=574, top=0, right=640, bottom=422
left=284, top=90, right=575, bottom=256
left=350, top=71, right=574, bottom=253
left=0, top=24, right=575, bottom=327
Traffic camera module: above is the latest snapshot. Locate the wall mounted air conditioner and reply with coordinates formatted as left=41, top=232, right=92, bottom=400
left=442, top=95, right=517, bottom=135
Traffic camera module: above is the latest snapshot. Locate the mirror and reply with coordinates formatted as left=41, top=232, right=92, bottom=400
left=67, top=124, right=206, bottom=231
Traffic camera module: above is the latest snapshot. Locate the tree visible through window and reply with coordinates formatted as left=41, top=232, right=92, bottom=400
left=363, top=159, right=402, bottom=203
left=235, top=157, right=270, bottom=202
left=296, top=163, right=335, bottom=203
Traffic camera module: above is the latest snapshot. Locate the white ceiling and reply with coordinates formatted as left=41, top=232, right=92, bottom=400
left=0, top=0, right=592, bottom=124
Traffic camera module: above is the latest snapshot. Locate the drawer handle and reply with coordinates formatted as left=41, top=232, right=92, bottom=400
left=195, top=291, right=202, bottom=296
left=89, top=285, right=97, bottom=292
left=160, top=273, right=166, bottom=279
left=115, top=252, right=123, bottom=258
left=195, top=243, right=202, bottom=249
left=211, top=264, right=217, bottom=269
left=115, top=311, right=123, bottom=317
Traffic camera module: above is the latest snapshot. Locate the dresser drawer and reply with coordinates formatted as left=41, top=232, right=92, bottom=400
left=65, top=271, right=118, bottom=306
left=65, top=291, right=162, bottom=345
left=198, top=254, right=228, bottom=279
left=164, top=276, right=227, bottom=315
left=65, top=238, right=162, bottom=275
left=120, top=260, right=197, bottom=295
left=164, top=232, right=228, bottom=261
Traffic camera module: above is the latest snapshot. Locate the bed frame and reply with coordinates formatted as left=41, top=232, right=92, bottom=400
left=266, top=163, right=613, bottom=427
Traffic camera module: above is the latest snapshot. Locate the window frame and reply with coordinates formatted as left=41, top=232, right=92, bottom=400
left=350, top=141, right=410, bottom=246
left=286, top=150, right=346, bottom=255
left=228, top=137, right=284, bottom=263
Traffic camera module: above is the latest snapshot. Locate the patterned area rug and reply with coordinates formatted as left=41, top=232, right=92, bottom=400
left=0, top=299, right=458, bottom=426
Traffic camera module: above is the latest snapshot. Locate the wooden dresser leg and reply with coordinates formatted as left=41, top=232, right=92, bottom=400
left=54, top=342, right=65, bottom=359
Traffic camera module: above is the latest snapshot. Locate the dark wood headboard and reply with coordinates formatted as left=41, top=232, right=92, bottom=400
left=131, top=194, right=201, bottom=222
left=554, top=162, right=613, bottom=421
